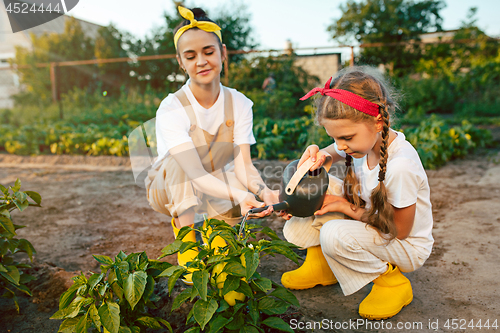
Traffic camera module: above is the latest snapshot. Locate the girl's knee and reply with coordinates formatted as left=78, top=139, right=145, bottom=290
left=320, top=219, right=358, bottom=257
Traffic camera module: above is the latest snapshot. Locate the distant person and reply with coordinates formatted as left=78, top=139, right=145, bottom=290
left=145, top=6, right=278, bottom=285
left=262, top=72, right=276, bottom=93
left=279, top=66, right=433, bottom=320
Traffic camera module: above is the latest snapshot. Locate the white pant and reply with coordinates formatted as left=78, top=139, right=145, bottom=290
left=283, top=176, right=430, bottom=296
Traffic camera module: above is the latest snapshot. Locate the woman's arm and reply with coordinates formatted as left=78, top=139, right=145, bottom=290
left=170, top=142, right=250, bottom=204
left=233, top=144, right=279, bottom=205
left=315, top=196, right=416, bottom=240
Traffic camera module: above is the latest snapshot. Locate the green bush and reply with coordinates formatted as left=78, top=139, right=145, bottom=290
left=0, top=179, right=41, bottom=312
left=159, top=218, right=300, bottom=333
left=51, top=251, right=173, bottom=333
left=403, top=115, right=493, bottom=169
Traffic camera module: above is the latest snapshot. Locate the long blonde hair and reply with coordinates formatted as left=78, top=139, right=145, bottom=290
left=316, top=66, right=400, bottom=240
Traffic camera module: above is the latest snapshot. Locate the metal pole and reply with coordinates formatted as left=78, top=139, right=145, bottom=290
left=224, top=55, right=229, bottom=86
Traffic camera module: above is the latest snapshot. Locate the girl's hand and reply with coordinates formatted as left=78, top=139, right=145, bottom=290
left=276, top=210, right=293, bottom=220
left=298, top=145, right=327, bottom=171
left=314, top=195, right=349, bottom=216
left=240, top=193, right=272, bottom=219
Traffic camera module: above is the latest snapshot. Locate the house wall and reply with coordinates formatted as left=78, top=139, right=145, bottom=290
left=294, top=53, right=341, bottom=84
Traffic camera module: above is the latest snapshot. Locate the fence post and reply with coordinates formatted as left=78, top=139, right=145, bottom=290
left=350, top=46, right=354, bottom=67
left=224, top=56, right=229, bottom=86
left=50, top=62, right=63, bottom=119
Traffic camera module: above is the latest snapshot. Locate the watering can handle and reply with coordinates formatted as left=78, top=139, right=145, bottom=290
left=285, top=151, right=333, bottom=195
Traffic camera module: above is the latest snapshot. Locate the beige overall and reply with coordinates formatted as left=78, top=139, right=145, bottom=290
left=145, top=88, right=245, bottom=224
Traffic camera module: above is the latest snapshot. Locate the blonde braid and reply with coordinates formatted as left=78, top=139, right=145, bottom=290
left=363, top=105, right=396, bottom=240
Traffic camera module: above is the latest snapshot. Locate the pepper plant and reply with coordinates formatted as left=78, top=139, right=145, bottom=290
left=159, top=218, right=302, bottom=333
left=51, top=251, right=173, bottom=333
left=0, top=179, right=41, bottom=312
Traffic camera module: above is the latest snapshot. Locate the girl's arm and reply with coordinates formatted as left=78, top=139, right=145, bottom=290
left=315, top=198, right=416, bottom=240
left=298, top=143, right=344, bottom=171
left=233, top=144, right=279, bottom=206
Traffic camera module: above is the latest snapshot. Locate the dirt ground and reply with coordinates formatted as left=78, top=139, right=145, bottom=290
left=0, top=149, right=500, bottom=333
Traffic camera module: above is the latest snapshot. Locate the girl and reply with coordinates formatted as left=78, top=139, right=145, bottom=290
left=280, top=66, right=433, bottom=320
left=145, top=6, right=277, bottom=284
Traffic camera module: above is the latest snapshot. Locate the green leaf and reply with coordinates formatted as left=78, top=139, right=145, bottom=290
left=58, top=317, right=80, bottom=333
left=51, top=296, right=91, bottom=319
left=98, top=301, right=120, bottom=333
left=269, top=245, right=299, bottom=264
left=253, top=278, right=272, bottom=293
left=75, top=311, right=89, bottom=333
left=193, top=298, right=218, bottom=331
left=158, top=265, right=184, bottom=278
left=12, top=179, right=21, bottom=192
left=179, top=241, right=199, bottom=254
left=92, top=255, right=113, bottom=265
left=247, top=299, right=259, bottom=325
left=0, top=215, right=16, bottom=236
left=216, top=299, right=229, bottom=313
left=24, top=190, right=42, bottom=204
left=171, top=287, right=193, bottom=311
left=235, top=282, right=253, bottom=298
left=259, top=226, right=282, bottom=240
left=116, top=251, right=127, bottom=261
left=184, top=327, right=201, bottom=333
left=156, top=318, right=173, bottom=333
left=242, top=250, right=259, bottom=280
left=269, top=286, right=299, bottom=306
left=59, top=284, right=80, bottom=309
left=208, top=315, right=232, bottom=333
left=143, top=275, right=155, bottom=301
left=168, top=267, right=186, bottom=295
left=124, top=271, right=147, bottom=310
left=159, top=239, right=183, bottom=258
left=12, top=283, right=32, bottom=296
left=117, top=260, right=130, bottom=275
left=222, top=275, right=240, bottom=295
left=0, top=265, right=20, bottom=285
left=135, top=316, right=162, bottom=329
left=16, top=239, right=36, bottom=262
left=89, top=304, right=101, bottom=330
left=261, top=317, right=294, bottom=333
left=130, top=326, right=141, bottom=333
left=14, top=191, right=27, bottom=204
left=192, top=270, right=209, bottom=301
left=111, top=281, right=123, bottom=301
left=118, top=327, right=132, bottom=333
left=177, top=225, right=195, bottom=240
left=239, top=326, right=260, bottom=333
left=207, top=254, right=225, bottom=265
left=0, top=184, right=8, bottom=195
left=225, top=315, right=244, bottom=331
left=258, top=297, right=276, bottom=311
left=223, top=262, right=246, bottom=277
left=0, top=263, right=7, bottom=272
left=12, top=197, right=29, bottom=212
left=88, top=273, right=105, bottom=291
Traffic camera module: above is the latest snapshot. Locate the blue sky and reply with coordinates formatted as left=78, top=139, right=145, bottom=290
left=68, top=0, right=500, bottom=50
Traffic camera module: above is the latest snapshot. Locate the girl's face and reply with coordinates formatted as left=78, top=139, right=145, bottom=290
left=322, top=117, right=383, bottom=159
left=176, top=29, right=226, bottom=87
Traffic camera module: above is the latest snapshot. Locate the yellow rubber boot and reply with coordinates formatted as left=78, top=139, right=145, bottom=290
left=171, top=218, right=198, bottom=285
left=202, top=220, right=227, bottom=254
left=358, top=263, right=413, bottom=320
left=281, top=245, right=337, bottom=290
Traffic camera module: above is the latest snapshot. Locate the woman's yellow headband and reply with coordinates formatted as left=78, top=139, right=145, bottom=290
left=173, top=6, right=222, bottom=49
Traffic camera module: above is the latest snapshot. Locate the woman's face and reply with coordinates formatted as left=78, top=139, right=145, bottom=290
left=176, top=29, right=226, bottom=87
left=322, top=117, right=382, bottom=159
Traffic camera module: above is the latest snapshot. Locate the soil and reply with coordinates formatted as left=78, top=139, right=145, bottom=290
left=1, top=149, right=500, bottom=333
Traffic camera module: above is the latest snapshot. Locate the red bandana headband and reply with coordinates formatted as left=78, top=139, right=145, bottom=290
left=300, top=77, right=381, bottom=117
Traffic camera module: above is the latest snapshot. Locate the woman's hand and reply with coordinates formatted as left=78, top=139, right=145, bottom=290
left=314, top=194, right=349, bottom=216
left=261, top=188, right=279, bottom=207
left=240, top=193, right=272, bottom=219
left=298, top=145, right=328, bottom=171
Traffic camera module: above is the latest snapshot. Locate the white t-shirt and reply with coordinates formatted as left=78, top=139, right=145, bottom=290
left=334, top=131, right=434, bottom=254
left=154, top=82, right=256, bottom=167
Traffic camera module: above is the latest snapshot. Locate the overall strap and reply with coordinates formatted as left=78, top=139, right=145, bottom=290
left=174, top=89, right=197, bottom=129
left=222, top=87, right=234, bottom=126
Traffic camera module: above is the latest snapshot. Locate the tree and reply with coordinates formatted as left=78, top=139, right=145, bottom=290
left=328, top=0, right=445, bottom=76
left=229, top=55, right=319, bottom=119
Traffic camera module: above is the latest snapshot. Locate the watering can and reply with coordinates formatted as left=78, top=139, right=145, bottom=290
left=249, top=152, right=333, bottom=217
